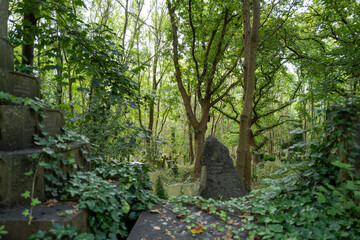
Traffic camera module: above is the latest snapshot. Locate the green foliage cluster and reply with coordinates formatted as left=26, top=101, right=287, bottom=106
left=66, top=160, right=159, bottom=239
left=155, top=176, right=168, bottom=200
left=28, top=223, right=95, bottom=240
left=0, top=93, right=158, bottom=239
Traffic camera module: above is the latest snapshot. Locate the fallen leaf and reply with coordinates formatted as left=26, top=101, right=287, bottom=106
left=153, top=226, right=161, bottom=230
left=195, top=211, right=202, bottom=216
left=176, top=213, right=186, bottom=219
left=239, top=212, right=251, bottom=218
left=165, top=229, right=171, bottom=236
left=141, top=238, right=147, bottom=240
left=45, top=199, right=58, bottom=207
left=190, top=224, right=205, bottom=235
left=222, top=229, right=233, bottom=240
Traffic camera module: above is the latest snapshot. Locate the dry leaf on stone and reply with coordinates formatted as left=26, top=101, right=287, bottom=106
left=190, top=224, right=205, bottom=235
left=195, top=211, right=202, bottom=216
left=45, top=199, right=58, bottom=207
left=153, top=226, right=161, bottom=230
left=239, top=212, right=251, bottom=218
left=222, top=229, right=233, bottom=240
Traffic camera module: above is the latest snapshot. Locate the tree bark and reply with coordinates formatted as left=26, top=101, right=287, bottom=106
left=22, top=0, right=39, bottom=70
left=236, top=0, right=260, bottom=191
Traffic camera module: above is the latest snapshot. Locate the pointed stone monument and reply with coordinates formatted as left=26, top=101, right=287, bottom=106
left=0, top=1, right=89, bottom=238
left=198, top=136, right=246, bottom=200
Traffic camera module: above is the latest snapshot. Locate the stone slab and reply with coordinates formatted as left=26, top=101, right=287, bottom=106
left=0, top=148, right=45, bottom=209
left=198, top=135, right=246, bottom=200
left=127, top=203, right=249, bottom=240
left=0, top=70, right=40, bottom=98
left=0, top=142, right=90, bottom=209
left=0, top=105, right=64, bottom=151
left=0, top=202, right=88, bottom=240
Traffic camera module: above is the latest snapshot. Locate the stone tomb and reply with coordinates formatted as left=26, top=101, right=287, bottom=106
left=0, top=0, right=89, bottom=238
left=198, top=135, right=246, bottom=200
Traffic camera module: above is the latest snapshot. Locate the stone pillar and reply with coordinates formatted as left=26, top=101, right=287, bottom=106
left=0, top=0, right=14, bottom=70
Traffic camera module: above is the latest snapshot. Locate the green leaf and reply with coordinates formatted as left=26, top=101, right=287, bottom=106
left=21, top=191, right=31, bottom=199
left=316, top=192, right=326, bottom=204
left=22, top=209, right=30, bottom=217
left=268, top=224, right=283, bottom=233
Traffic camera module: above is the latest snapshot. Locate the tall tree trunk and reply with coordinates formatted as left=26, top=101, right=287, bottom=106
left=22, top=0, right=39, bottom=70
left=188, top=122, right=194, bottom=164
left=236, top=0, right=260, bottom=191
left=147, top=53, right=158, bottom=143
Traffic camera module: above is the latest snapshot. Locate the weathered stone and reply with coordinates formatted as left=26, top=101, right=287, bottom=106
left=0, top=105, right=64, bottom=151
left=0, top=70, right=40, bottom=99
left=0, top=202, right=88, bottom=240
left=0, top=0, right=14, bottom=71
left=128, top=203, right=249, bottom=240
left=198, top=135, right=246, bottom=200
left=0, top=143, right=90, bottom=209
left=0, top=148, right=45, bottom=209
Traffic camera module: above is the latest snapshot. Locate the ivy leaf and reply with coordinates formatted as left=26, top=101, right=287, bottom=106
left=268, top=224, right=283, bottom=233
left=316, top=192, right=326, bottom=204
left=21, top=191, right=31, bottom=199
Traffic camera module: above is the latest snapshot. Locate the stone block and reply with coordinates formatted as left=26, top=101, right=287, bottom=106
left=0, top=202, right=88, bottom=240
left=198, top=135, right=246, bottom=200
left=0, top=39, right=14, bottom=71
left=0, top=70, right=40, bottom=99
left=0, top=105, right=64, bottom=151
left=0, top=148, right=45, bottom=209
left=0, top=143, right=90, bottom=209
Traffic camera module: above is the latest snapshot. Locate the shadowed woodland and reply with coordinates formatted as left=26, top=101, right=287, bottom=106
left=0, top=0, right=359, bottom=239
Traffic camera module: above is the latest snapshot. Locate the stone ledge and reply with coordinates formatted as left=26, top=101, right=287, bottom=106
left=0, top=69, right=40, bottom=99
left=0, top=202, right=88, bottom=240
left=0, top=105, right=64, bottom=151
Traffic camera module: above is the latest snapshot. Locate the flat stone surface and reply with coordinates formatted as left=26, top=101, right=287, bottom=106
left=198, top=136, right=246, bottom=200
left=0, top=105, right=64, bottom=151
left=0, top=70, right=40, bottom=98
left=127, top=203, right=249, bottom=240
left=0, top=201, right=88, bottom=240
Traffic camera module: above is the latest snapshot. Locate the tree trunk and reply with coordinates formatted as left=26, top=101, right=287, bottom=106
left=194, top=125, right=207, bottom=176
left=22, top=1, right=39, bottom=70
left=188, top=122, right=194, bottom=164
left=236, top=0, right=260, bottom=191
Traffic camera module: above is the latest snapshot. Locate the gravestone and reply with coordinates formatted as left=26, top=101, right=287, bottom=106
left=198, top=135, right=246, bottom=200
left=0, top=1, right=89, bottom=238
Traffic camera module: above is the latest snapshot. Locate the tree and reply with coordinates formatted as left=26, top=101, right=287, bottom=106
left=167, top=0, right=244, bottom=176
left=235, top=0, right=260, bottom=191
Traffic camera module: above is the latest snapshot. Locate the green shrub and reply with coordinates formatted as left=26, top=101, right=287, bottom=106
left=155, top=177, right=168, bottom=200
left=66, top=161, right=159, bottom=239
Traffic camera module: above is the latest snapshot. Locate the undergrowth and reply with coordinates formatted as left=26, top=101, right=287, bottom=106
left=171, top=99, right=360, bottom=239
